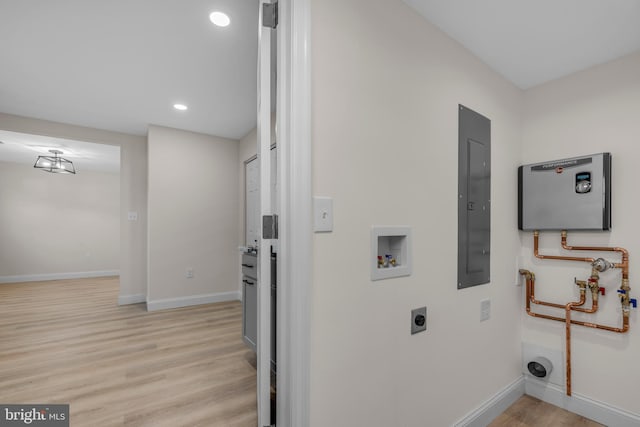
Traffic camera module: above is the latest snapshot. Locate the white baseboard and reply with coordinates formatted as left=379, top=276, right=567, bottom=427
left=0, top=270, right=120, bottom=284
left=146, top=291, right=241, bottom=311
left=454, top=376, right=525, bottom=427
left=525, top=377, right=640, bottom=427
left=118, top=294, right=146, bottom=305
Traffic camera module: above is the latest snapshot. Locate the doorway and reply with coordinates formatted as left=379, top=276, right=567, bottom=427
left=0, top=130, right=121, bottom=285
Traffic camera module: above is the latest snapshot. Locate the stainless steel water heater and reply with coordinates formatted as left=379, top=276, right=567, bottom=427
left=518, top=153, right=611, bottom=231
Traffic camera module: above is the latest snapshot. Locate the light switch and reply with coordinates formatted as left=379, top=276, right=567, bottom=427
left=313, top=197, right=333, bottom=232
left=480, top=298, right=491, bottom=321
left=128, top=211, right=138, bottom=221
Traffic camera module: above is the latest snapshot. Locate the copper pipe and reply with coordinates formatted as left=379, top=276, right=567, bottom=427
left=535, top=230, right=632, bottom=313
left=523, top=270, right=627, bottom=398
left=578, top=316, right=629, bottom=333
left=525, top=308, right=628, bottom=332
left=561, top=231, right=629, bottom=279
left=582, top=269, right=600, bottom=314
left=581, top=292, right=598, bottom=313
left=521, top=245, right=631, bottom=397
left=565, top=303, right=572, bottom=396
left=561, top=230, right=632, bottom=313
left=564, top=296, right=584, bottom=397
left=521, top=269, right=629, bottom=333
left=528, top=272, right=596, bottom=313
left=533, top=231, right=595, bottom=263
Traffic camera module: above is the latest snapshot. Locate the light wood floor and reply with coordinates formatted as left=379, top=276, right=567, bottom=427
left=0, top=277, right=257, bottom=427
left=489, top=395, right=604, bottom=427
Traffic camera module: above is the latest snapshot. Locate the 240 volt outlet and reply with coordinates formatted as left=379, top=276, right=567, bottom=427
left=411, top=307, right=427, bottom=335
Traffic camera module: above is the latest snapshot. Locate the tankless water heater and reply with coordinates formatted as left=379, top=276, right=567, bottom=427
left=518, top=153, right=611, bottom=231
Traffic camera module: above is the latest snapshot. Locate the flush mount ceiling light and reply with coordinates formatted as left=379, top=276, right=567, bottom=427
left=209, top=11, right=230, bottom=27
left=173, top=103, right=188, bottom=111
left=34, top=149, right=76, bottom=174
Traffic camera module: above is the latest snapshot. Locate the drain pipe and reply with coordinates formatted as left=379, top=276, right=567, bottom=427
left=565, top=279, right=587, bottom=396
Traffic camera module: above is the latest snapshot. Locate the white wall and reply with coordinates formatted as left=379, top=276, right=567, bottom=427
left=0, top=161, right=119, bottom=279
left=521, top=52, right=640, bottom=414
left=0, top=113, right=147, bottom=302
left=310, top=0, right=523, bottom=425
left=147, top=125, right=240, bottom=307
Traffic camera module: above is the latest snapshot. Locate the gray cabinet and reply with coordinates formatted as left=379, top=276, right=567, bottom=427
left=242, top=253, right=258, bottom=351
left=241, top=252, right=276, bottom=370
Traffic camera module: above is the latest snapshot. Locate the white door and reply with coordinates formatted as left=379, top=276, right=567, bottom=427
left=257, top=1, right=276, bottom=425
left=245, top=158, right=259, bottom=248
left=244, top=149, right=276, bottom=251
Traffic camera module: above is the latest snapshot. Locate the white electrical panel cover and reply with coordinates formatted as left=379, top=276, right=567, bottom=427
left=518, top=153, right=611, bottom=231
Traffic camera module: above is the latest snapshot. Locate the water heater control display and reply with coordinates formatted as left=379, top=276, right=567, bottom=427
left=575, top=172, right=592, bottom=194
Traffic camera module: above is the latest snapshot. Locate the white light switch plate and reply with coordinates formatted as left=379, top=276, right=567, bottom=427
left=128, top=211, right=138, bottom=221
left=480, top=298, right=491, bottom=321
left=313, top=197, right=333, bottom=232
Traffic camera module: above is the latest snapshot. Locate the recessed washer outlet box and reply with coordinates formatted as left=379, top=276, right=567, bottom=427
left=522, top=342, right=563, bottom=386
left=371, top=226, right=412, bottom=281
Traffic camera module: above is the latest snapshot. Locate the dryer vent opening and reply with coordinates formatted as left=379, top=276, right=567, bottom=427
left=527, top=357, right=553, bottom=378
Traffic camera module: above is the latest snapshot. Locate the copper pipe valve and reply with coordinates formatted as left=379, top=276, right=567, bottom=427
left=592, top=258, right=615, bottom=272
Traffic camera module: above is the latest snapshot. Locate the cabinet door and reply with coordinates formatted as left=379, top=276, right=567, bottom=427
left=243, top=278, right=257, bottom=351
left=271, top=285, right=276, bottom=370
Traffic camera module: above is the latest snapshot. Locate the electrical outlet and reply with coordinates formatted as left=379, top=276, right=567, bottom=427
left=411, top=307, right=427, bottom=334
left=480, top=299, right=491, bottom=321
left=186, top=268, right=194, bottom=279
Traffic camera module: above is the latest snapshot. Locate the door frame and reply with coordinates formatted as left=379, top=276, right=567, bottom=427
left=257, top=1, right=274, bottom=424
left=275, top=0, right=312, bottom=425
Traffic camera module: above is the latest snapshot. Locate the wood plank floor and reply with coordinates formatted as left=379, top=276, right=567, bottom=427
left=489, top=395, right=604, bottom=427
left=0, top=277, right=257, bottom=427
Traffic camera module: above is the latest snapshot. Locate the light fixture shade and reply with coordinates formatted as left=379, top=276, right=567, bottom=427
left=34, top=150, right=76, bottom=174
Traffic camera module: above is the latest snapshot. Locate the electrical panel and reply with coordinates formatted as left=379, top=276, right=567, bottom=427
left=458, top=105, right=491, bottom=289
left=518, top=153, right=611, bottom=231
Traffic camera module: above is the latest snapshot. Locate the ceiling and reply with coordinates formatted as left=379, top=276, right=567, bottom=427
left=0, top=0, right=259, bottom=140
left=404, top=0, right=640, bottom=89
left=0, top=0, right=639, bottom=170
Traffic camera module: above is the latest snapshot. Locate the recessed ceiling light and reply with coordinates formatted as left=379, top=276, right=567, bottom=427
left=209, top=11, right=230, bottom=27
left=173, top=104, right=188, bottom=111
